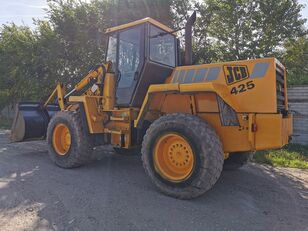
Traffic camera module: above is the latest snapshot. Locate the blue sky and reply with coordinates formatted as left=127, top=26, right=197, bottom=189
left=0, top=0, right=308, bottom=28
left=300, top=0, right=308, bottom=27
left=0, top=0, right=48, bottom=26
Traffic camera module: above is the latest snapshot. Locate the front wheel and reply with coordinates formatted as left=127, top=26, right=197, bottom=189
left=46, top=111, right=94, bottom=168
left=141, top=113, right=224, bottom=199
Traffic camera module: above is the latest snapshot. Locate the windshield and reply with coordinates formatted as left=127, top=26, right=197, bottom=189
left=149, top=25, right=176, bottom=67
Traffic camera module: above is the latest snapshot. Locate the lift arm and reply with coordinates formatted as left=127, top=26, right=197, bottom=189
left=43, top=82, right=66, bottom=110
left=64, top=64, right=108, bottom=99
left=43, top=63, right=111, bottom=110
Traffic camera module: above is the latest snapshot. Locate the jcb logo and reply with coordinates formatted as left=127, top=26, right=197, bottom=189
left=223, top=65, right=249, bottom=85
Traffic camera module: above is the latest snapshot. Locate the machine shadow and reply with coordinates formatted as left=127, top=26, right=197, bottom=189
left=0, top=141, right=307, bottom=230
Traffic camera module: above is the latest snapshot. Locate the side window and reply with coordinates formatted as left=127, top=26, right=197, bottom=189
left=149, top=25, right=176, bottom=67
left=118, top=26, right=143, bottom=88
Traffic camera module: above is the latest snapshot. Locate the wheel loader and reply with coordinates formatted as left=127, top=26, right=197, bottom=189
left=10, top=12, right=293, bottom=199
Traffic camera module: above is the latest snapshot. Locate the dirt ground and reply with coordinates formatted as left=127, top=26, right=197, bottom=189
left=0, top=129, right=307, bottom=231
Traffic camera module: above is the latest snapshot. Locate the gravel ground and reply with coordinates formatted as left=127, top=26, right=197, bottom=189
left=0, top=130, right=307, bottom=231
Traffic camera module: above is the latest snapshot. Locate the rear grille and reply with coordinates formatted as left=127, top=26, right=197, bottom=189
left=276, top=64, right=286, bottom=112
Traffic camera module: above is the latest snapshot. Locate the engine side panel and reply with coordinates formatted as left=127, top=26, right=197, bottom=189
left=169, top=57, right=285, bottom=113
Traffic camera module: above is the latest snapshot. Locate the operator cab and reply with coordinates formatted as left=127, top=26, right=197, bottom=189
left=105, top=18, right=177, bottom=106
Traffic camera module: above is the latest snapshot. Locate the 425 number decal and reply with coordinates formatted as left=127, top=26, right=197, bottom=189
left=230, top=81, right=255, bottom=95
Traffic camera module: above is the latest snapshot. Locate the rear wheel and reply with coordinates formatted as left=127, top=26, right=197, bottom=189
left=141, top=113, right=224, bottom=199
left=47, top=111, right=93, bottom=168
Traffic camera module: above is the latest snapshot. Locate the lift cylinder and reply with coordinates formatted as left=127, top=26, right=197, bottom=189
left=103, top=72, right=116, bottom=110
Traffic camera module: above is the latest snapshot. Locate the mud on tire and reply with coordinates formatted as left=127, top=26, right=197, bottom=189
left=141, top=113, right=224, bottom=199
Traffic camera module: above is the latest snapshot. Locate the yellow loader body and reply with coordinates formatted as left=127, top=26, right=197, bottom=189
left=134, top=57, right=293, bottom=153
left=10, top=14, right=294, bottom=199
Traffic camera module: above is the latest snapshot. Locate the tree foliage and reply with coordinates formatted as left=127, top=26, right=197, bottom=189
left=194, top=0, right=307, bottom=62
left=0, top=0, right=307, bottom=110
left=283, top=36, right=308, bottom=85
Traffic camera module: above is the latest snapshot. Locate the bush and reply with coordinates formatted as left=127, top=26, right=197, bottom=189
left=287, top=73, right=308, bottom=86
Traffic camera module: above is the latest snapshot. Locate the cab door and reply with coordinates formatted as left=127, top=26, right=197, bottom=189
left=116, top=25, right=145, bottom=105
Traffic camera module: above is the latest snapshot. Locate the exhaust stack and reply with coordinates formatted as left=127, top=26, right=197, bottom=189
left=184, top=11, right=197, bottom=65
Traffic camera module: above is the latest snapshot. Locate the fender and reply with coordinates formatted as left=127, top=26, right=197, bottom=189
left=134, top=82, right=240, bottom=128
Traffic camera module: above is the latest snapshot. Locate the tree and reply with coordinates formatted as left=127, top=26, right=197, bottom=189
left=195, top=0, right=307, bottom=62
left=0, top=21, right=62, bottom=107
left=0, top=24, right=38, bottom=104
left=46, top=0, right=110, bottom=86
left=283, top=36, right=308, bottom=85
left=106, top=0, right=174, bottom=27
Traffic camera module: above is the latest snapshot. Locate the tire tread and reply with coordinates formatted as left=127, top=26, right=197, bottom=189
left=141, top=113, right=224, bottom=199
left=47, top=111, right=93, bottom=168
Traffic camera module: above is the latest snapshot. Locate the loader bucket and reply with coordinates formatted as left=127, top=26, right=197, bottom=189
left=10, top=102, right=60, bottom=142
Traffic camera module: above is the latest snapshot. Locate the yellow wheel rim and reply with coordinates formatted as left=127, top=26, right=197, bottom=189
left=52, top=123, right=71, bottom=156
left=154, top=133, right=195, bottom=182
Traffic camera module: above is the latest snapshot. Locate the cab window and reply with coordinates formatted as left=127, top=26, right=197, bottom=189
left=149, top=25, right=176, bottom=67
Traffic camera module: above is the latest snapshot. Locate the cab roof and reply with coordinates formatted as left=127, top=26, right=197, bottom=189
left=105, top=17, right=174, bottom=34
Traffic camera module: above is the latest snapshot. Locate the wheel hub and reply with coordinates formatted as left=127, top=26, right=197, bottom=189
left=154, top=133, right=195, bottom=182
left=168, top=142, right=191, bottom=167
left=52, top=123, right=71, bottom=156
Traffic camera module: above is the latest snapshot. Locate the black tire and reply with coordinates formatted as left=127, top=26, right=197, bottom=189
left=223, top=152, right=252, bottom=170
left=141, top=113, right=224, bottom=199
left=113, top=147, right=140, bottom=155
left=46, top=111, right=93, bottom=168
